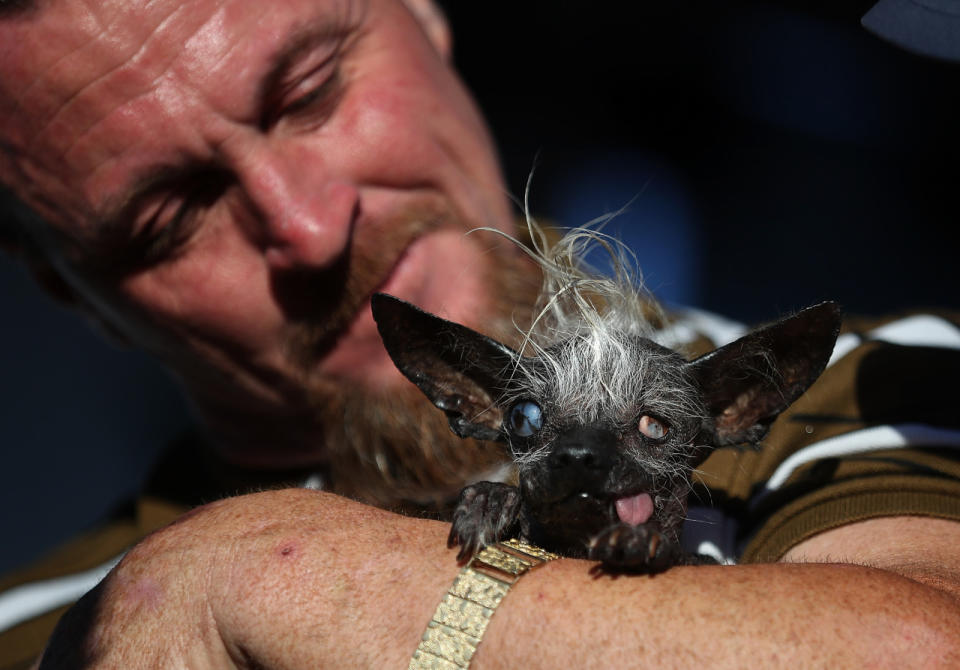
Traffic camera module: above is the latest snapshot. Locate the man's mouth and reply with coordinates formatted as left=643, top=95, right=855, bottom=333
left=281, top=212, right=438, bottom=372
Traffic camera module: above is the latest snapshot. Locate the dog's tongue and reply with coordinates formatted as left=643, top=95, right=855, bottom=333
left=615, top=493, right=654, bottom=526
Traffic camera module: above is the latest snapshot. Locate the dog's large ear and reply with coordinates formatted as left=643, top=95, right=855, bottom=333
left=372, top=293, right=518, bottom=441
left=686, top=302, right=841, bottom=447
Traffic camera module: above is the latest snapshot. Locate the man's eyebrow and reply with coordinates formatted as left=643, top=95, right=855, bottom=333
left=96, top=164, right=185, bottom=247
left=255, top=12, right=360, bottom=124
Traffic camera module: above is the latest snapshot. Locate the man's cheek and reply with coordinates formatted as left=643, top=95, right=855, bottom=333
left=120, top=248, right=277, bottom=349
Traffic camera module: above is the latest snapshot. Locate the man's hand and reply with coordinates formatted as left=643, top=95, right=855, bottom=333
left=37, top=489, right=960, bottom=668
left=37, top=489, right=459, bottom=668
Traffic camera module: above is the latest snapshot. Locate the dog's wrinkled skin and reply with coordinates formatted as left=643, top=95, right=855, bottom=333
left=373, top=292, right=840, bottom=572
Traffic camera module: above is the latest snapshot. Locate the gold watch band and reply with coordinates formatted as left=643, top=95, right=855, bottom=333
left=409, top=538, right=559, bottom=670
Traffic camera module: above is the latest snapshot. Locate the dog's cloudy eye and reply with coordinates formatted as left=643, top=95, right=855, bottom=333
left=508, top=401, right=543, bottom=437
left=638, top=415, right=668, bottom=439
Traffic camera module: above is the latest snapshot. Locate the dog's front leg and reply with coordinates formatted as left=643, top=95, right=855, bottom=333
left=448, top=482, right=523, bottom=562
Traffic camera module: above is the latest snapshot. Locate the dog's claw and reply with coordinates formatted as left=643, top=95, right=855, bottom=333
left=449, top=482, right=521, bottom=563
left=456, top=541, right=474, bottom=563
left=588, top=522, right=680, bottom=573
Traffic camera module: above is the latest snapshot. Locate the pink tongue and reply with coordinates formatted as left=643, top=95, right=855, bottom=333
left=615, top=493, right=654, bottom=526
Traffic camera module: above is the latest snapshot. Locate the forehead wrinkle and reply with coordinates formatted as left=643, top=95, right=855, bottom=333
left=1, top=5, right=101, bottom=143
left=177, top=2, right=242, bottom=80
left=61, top=0, right=355, bottom=235
left=175, top=2, right=265, bottom=115
left=86, top=0, right=364, bottom=206
left=46, top=4, right=241, bottom=227
left=16, top=19, right=101, bottom=113
left=14, top=0, right=366, bottom=245
left=35, top=2, right=211, bottom=165
left=19, top=1, right=147, bottom=122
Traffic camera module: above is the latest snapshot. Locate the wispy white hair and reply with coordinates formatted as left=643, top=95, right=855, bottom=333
left=473, top=206, right=703, bottom=433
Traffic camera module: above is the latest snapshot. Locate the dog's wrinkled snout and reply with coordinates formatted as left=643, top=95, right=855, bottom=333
left=549, top=443, right=612, bottom=471
left=547, top=426, right=617, bottom=493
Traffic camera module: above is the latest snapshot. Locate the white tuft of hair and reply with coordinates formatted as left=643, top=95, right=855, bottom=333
left=473, top=197, right=705, bottom=475
left=474, top=181, right=665, bottom=354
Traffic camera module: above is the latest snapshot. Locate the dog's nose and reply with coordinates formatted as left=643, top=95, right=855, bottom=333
left=547, top=426, right=618, bottom=492
left=549, top=443, right=614, bottom=472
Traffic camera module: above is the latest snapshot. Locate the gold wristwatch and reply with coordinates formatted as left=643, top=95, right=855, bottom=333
left=409, top=538, right=559, bottom=669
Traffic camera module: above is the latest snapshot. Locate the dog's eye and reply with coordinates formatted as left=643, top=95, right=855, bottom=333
left=638, top=415, right=668, bottom=439
left=508, top=401, right=543, bottom=437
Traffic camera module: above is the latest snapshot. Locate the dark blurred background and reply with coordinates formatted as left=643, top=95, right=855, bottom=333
left=2, top=0, right=957, bottom=573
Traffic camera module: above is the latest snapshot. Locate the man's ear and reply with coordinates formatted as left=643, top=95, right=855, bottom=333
left=401, top=0, right=452, bottom=60
left=372, top=293, right=517, bottom=441
left=686, top=302, right=842, bottom=447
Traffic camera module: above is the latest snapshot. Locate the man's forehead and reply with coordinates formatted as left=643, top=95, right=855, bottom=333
left=0, top=0, right=365, bottom=228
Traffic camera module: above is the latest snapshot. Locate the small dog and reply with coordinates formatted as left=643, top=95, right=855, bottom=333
left=372, top=227, right=840, bottom=572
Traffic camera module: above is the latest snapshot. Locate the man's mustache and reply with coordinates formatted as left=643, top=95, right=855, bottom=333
left=275, top=205, right=441, bottom=371
left=286, top=217, right=544, bottom=505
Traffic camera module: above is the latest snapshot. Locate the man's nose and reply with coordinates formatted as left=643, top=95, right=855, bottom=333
left=233, top=143, right=359, bottom=271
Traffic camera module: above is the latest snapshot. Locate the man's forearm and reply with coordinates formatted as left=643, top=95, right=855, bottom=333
left=483, top=558, right=959, bottom=669
left=39, top=489, right=960, bottom=668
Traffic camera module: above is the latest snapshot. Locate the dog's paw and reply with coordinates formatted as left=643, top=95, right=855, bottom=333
left=588, top=523, right=682, bottom=573
left=447, top=482, right=522, bottom=562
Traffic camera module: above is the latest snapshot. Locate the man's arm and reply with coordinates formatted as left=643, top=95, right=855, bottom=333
left=782, top=515, right=960, bottom=599
left=37, top=489, right=960, bottom=669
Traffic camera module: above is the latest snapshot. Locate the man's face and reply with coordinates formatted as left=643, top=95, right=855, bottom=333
left=0, top=0, right=525, bottom=464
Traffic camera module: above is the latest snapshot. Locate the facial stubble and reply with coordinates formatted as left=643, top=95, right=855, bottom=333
left=281, top=213, right=541, bottom=507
